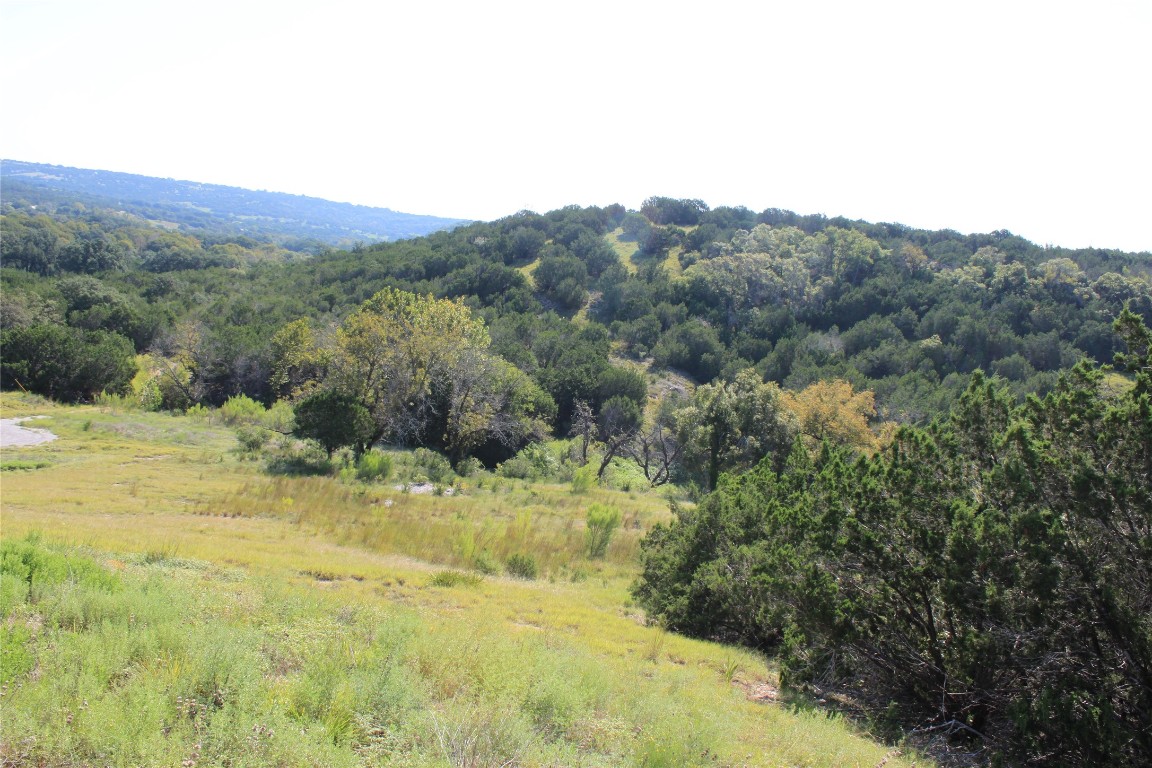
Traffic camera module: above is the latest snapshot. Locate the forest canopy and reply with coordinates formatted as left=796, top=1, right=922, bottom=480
left=3, top=189, right=1150, bottom=478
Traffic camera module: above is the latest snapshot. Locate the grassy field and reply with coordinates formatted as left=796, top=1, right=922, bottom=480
left=0, top=392, right=925, bottom=767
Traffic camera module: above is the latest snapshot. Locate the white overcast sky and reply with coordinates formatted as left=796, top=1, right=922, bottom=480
left=2, top=0, right=1149, bottom=251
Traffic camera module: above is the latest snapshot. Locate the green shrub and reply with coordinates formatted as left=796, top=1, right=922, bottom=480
left=185, top=403, right=211, bottom=422
left=235, top=425, right=271, bottom=455
left=411, top=448, right=453, bottom=484
left=135, top=374, right=163, bottom=411
left=497, top=443, right=558, bottom=481
left=0, top=460, right=52, bottom=472
left=219, top=394, right=266, bottom=425
left=455, top=456, right=485, bottom=477
left=355, top=450, right=392, bottom=482
left=584, top=504, right=621, bottom=559
left=265, top=442, right=333, bottom=477
left=1, top=534, right=120, bottom=607
left=0, top=623, right=34, bottom=684
left=505, top=553, right=538, bottom=580
left=472, top=551, right=499, bottom=575
left=570, top=462, right=597, bottom=494
left=260, top=399, right=296, bottom=432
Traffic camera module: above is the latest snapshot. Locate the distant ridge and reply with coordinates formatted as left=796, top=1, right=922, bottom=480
left=0, top=160, right=468, bottom=246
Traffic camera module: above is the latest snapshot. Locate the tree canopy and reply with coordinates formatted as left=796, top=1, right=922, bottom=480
left=634, top=312, right=1152, bottom=765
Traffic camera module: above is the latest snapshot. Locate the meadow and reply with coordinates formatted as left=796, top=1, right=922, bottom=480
left=0, top=391, right=925, bottom=767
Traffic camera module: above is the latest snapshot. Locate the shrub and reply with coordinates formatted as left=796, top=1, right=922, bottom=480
left=265, top=441, right=333, bottom=477
left=410, top=448, right=453, bottom=484
left=219, top=394, right=266, bottom=425
left=584, top=504, right=621, bottom=559
left=235, top=425, right=271, bottom=455
left=570, top=463, right=597, bottom=494
left=260, top=400, right=296, bottom=432
left=185, top=403, right=211, bottom=422
left=497, top=443, right=558, bottom=481
left=454, top=456, right=485, bottom=478
left=505, top=553, right=538, bottom=580
left=355, top=450, right=392, bottom=482
left=472, top=551, right=499, bottom=575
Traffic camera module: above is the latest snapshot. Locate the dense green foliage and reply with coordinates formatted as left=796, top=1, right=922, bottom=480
left=293, top=389, right=375, bottom=458
left=0, top=323, right=135, bottom=401
left=633, top=312, right=1152, bottom=765
left=3, top=182, right=1150, bottom=472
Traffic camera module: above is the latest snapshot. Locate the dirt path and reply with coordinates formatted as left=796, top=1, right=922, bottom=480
left=0, top=416, right=58, bottom=447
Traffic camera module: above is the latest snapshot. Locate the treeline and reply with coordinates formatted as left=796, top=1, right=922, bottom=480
left=634, top=311, right=1152, bottom=766
left=1, top=184, right=320, bottom=276
left=3, top=193, right=1150, bottom=469
left=1, top=161, right=467, bottom=245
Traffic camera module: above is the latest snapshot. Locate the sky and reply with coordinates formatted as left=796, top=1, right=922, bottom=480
left=2, top=0, right=1150, bottom=251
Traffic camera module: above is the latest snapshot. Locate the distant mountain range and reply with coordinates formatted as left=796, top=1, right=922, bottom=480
left=0, top=160, right=468, bottom=247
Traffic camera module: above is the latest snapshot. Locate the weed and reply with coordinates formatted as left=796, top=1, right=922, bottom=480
left=643, top=629, right=667, bottom=663
left=143, top=542, right=181, bottom=565
left=722, top=656, right=742, bottom=684
left=429, top=701, right=529, bottom=768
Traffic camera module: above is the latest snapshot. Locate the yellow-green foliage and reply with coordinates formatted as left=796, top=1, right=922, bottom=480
left=605, top=228, right=639, bottom=275
left=585, top=503, right=622, bottom=559
left=0, top=392, right=927, bottom=767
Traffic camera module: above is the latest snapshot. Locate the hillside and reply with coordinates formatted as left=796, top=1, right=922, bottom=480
left=1, top=160, right=468, bottom=247
left=2, top=186, right=1150, bottom=765
left=0, top=392, right=924, bottom=768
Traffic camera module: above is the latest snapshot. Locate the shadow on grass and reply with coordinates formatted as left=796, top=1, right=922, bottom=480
left=265, top=453, right=334, bottom=477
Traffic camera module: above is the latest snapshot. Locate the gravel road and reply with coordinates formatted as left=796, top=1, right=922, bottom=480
left=0, top=417, right=58, bottom=447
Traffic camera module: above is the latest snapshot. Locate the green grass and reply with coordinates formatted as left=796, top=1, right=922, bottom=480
left=605, top=228, right=639, bottom=274
left=0, top=392, right=929, bottom=767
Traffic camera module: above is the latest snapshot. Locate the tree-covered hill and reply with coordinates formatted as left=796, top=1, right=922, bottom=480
left=3, top=191, right=1150, bottom=474
left=1, top=160, right=468, bottom=248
